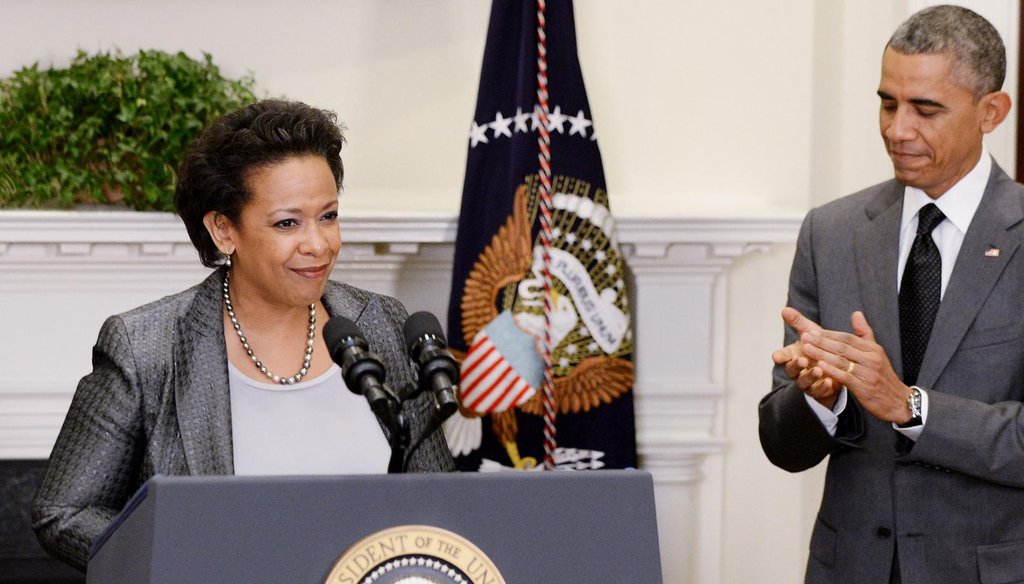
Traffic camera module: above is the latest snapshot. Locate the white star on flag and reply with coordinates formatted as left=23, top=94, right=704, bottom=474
left=469, top=121, right=490, bottom=147
left=489, top=112, right=513, bottom=138
left=514, top=107, right=531, bottom=133
left=470, top=105, right=596, bottom=147
left=546, top=105, right=568, bottom=133
left=568, top=109, right=592, bottom=137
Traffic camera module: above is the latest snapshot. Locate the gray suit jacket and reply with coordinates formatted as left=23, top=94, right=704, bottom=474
left=32, top=268, right=455, bottom=571
left=759, top=161, right=1024, bottom=584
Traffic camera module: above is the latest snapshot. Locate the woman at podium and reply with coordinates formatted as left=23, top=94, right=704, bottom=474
left=31, top=100, right=455, bottom=572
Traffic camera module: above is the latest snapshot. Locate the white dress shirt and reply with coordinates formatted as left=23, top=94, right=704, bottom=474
left=805, top=149, right=991, bottom=439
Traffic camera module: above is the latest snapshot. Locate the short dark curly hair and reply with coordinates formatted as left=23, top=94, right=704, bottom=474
left=174, top=99, right=345, bottom=267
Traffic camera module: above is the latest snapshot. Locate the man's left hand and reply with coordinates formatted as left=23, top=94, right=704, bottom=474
left=798, top=311, right=914, bottom=424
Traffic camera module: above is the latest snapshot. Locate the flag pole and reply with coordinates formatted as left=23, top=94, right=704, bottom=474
left=534, top=0, right=558, bottom=470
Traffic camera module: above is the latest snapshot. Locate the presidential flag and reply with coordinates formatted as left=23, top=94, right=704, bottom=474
left=444, top=0, right=636, bottom=471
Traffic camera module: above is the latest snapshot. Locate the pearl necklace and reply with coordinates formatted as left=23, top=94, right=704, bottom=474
left=222, top=270, right=315, bottom=385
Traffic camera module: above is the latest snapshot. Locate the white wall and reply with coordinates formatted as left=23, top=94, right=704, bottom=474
left=0, top=1, right=491, bottom=214
left=0, top=1, right=820, bottom=218
left=0, top=2, right=1017, bottom=582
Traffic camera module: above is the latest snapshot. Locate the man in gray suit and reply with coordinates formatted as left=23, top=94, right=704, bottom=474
left=759, top=6, right=1024, bottom=583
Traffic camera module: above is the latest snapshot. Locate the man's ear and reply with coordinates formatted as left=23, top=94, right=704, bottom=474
left=202, top=211, right=236, bottom=256
left=980, top=90, right=1012, bottom=134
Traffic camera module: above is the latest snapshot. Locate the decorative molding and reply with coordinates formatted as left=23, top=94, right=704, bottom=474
left=0, top=209, right=800, bottom=246
left=0, top=209, right=457, bottom=248
left=638, top=443, right=723, bottom=485
left=621, top=222, right=795, bottom=262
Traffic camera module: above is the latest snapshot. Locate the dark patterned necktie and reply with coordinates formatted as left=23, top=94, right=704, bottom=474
left=899, top=203, right=946, bottom=387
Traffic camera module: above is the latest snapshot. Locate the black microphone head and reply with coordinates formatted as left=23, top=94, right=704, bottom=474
left=403, top=311, right=458, bottom=404
left=323, top=316, right=385, bottom=393
left=403, top=311, right=447, bottom=356
left=324, top=316, right=367, bottom=357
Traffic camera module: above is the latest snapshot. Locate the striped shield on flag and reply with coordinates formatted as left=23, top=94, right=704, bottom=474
left=460, top=310, right=541, bottom=414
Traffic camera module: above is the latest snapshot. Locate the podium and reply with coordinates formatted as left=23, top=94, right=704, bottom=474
left=86, top=470, right=662, bottom=583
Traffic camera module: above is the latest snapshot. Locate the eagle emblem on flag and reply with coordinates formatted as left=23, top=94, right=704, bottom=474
left=446, top=177, right=634, bottom=469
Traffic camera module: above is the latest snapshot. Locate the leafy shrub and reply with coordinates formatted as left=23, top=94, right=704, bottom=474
left=0, top=49, right=257, bottom=210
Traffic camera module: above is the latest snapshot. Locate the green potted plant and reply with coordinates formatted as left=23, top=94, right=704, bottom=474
left=0, top=49, right=257, bottom=211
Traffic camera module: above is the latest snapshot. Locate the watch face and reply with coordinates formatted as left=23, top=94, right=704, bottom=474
left=908, top=389, right=922, bottom=419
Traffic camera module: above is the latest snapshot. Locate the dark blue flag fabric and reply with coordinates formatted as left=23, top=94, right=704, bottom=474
left=444, top=0, right=636, bottom=471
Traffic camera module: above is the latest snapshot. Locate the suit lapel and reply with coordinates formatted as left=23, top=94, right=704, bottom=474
left=917, top=166, right=1023, bottom=387
left=854, top=182, right=905, bottom=372
left=174, top=269, right=234, bottom=475
left=321, top=280, right=370, bottom=322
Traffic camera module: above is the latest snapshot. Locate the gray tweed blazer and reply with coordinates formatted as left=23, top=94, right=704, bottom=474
left=32, top=268, right=454, bottom=571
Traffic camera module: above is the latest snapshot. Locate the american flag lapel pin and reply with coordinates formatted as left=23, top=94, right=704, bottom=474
left=985, top=247, right=1000, bottom=257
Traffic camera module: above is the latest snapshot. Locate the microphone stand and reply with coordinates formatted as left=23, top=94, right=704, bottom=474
left=387, top=409, right=411, bottom=474
left=323, top=316, right=413, bottom=473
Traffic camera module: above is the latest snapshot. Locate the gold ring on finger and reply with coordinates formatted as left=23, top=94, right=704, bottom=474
left=846, top=361, right=856, bottom=374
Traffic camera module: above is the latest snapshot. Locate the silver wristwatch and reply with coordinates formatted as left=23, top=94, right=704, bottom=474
left=899, top=387, right=923, bottom=427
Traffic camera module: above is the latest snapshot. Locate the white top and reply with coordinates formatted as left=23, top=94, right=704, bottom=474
left=806, top=150, right=992, bottom=440
left=228, top=362, right=391, bottom=475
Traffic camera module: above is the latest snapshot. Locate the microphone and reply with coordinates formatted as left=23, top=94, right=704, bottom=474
left=403, top=311, right=459, bottom=422
left=323, top=316, right=401, bottom=437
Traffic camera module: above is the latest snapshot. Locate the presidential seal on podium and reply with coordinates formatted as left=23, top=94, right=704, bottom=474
left=324, top=525, right=507, bottom=584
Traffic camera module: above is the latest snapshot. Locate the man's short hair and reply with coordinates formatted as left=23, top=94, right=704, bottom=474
left=887, top=4, right=1006, bottom=99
